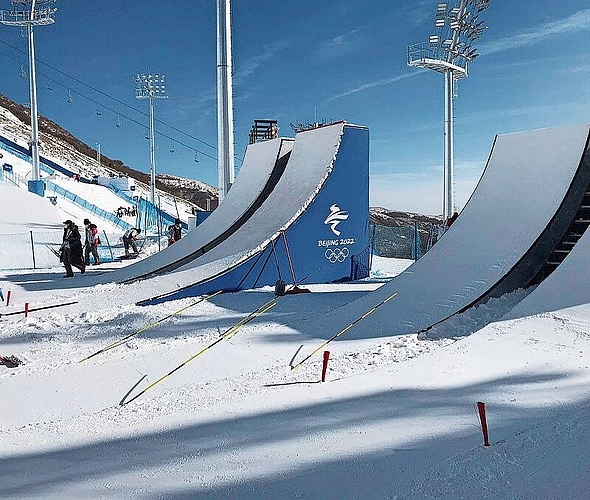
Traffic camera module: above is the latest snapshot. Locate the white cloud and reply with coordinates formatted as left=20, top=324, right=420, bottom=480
left=235, top=42, right=289, bottom=84
left=480, top=8, right=590, bottom=55
left=324, top=71, right=424, bottom=103
left=316, top=28, right=367, bottom=60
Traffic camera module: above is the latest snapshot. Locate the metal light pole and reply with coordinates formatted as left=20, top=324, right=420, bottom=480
left=135, top=72, right=168, bottom=205
left=216, top=0, right=235, bottom=202
left=408, top=0, right=491, bottom=220
left=95, top=142, right=101, bottom=168
left=1, top=0, right=56, bottom=196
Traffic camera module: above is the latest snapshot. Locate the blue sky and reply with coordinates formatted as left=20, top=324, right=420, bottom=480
left=1, top=0, right=589, bottom=215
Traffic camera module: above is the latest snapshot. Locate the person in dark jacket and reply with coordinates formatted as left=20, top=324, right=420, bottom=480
left=61, top=220, right=86, bottom=278
left=167, top=218, right=183, bottom=246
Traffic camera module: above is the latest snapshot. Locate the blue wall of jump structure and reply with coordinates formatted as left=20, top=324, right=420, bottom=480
left=144, top=124, right=369, bottom=304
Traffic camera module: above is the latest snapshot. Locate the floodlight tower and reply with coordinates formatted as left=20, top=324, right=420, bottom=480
left=217, top=0, right=235, bottom=202
left=408, top=0, right=491, bottom=220
left=0, top=0, right=57, bottom=196
left=135, top=72, right=168, bottom=205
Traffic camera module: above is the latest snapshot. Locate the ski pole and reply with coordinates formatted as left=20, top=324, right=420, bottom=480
left=121, top=297, right=277, bottom=406
left=291, top=292, right=398, bottom=370
left=0, top=300, right=78, bottom=318
left=79, top=291, right=222, bottom=363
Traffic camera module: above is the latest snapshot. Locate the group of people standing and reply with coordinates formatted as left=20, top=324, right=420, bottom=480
left=59, top=217, right=183, bottom=276
left=60, top=218, right=101, bottom=278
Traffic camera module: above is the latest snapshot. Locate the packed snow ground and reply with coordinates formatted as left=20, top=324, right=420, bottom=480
left=2, top=259, right=590, bottom=498
left=2, top=167, right=590, bottom=499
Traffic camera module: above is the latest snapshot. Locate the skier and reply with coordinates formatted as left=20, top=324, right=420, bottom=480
left=83, top=218, right=101, bottom=266
left=122, top=227, right=141, bottom=256
left=167, top=218, right=183, bottom=246
left=61, top=220, right=85, bottom=278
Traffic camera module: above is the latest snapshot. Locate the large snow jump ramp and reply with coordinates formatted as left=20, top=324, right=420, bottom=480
left=296, top=123, right=590, bottom=340
left=93, top=137, right=294, bottom=284
left=126, top=121, right=370, bottom=305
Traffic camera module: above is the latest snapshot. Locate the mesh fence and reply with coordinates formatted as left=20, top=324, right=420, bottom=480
left=371, top=223, right=440, bottom=260
left=0, top=228, right=124, bottom=270
left=0, top=229, right=63, bottom=270
left=136, top=198, right=179, bottom=235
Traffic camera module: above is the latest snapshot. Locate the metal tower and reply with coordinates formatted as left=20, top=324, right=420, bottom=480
left=1, top=0, right=57, bottom=196
left=408, top=0, right=492, bottom=220
left=135, top=72, right=168, bottom=205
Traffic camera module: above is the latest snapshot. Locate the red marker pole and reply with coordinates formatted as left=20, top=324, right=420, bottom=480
left=321, top=350, right=330, bottom=382
left=6, top=290, right=11, bottom=307
left=477, top=401, right=490, bottom=446
left=24, top=302, right=29, bottom=318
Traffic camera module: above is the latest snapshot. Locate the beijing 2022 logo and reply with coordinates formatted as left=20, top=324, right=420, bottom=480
left=324, top=204, right=349, bottom=236
left=317, top=204, right=355, bottom=264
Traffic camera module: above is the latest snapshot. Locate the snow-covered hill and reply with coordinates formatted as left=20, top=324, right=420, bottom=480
left=0, top=94, right=217, bottom=212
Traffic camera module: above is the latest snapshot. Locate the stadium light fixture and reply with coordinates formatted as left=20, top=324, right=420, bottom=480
left=1, top=0, right=57, bottom=196
left=407, top=0, right=491, bottom=220
left=135, top=72, right=168, bottom=205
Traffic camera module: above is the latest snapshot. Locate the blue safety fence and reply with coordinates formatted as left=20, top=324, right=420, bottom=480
left=45, top=180, right=132, bottom=232
left=1, top=160, right=130, bottom=232
left=135, top=197, right=188, bottom=234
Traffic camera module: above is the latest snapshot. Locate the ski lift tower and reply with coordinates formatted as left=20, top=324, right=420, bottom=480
left=135, top=72, right=168, bottom=205
left=1, top=0, right=57, bottom=197
left=407, top=0, right=491, bottom=221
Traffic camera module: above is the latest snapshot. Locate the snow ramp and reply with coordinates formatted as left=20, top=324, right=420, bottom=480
left=92, top=137, right=294, bottom=284
left=296, top=123, right=590, bottom=340
left=128, top=121, right=370, bottom=305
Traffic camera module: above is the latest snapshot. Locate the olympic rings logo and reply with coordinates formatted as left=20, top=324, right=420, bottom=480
left=325, top=247, right=349, bottom=263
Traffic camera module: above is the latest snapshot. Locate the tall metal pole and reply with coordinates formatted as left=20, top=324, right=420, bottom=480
left=149, top=97, right=156, bottom=205
left=444, top=70, right=454, bottom=220
left=1, top=0, right=56, bottom=195
left=216, top=0, right=235, bottom=202
left=442, top=0, right=468, bottom=220
left=96, top=142, right=101, bottom=168
left=135, top=72, right=167, bottom=207
left=27, top=21, right=40, bottom=182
